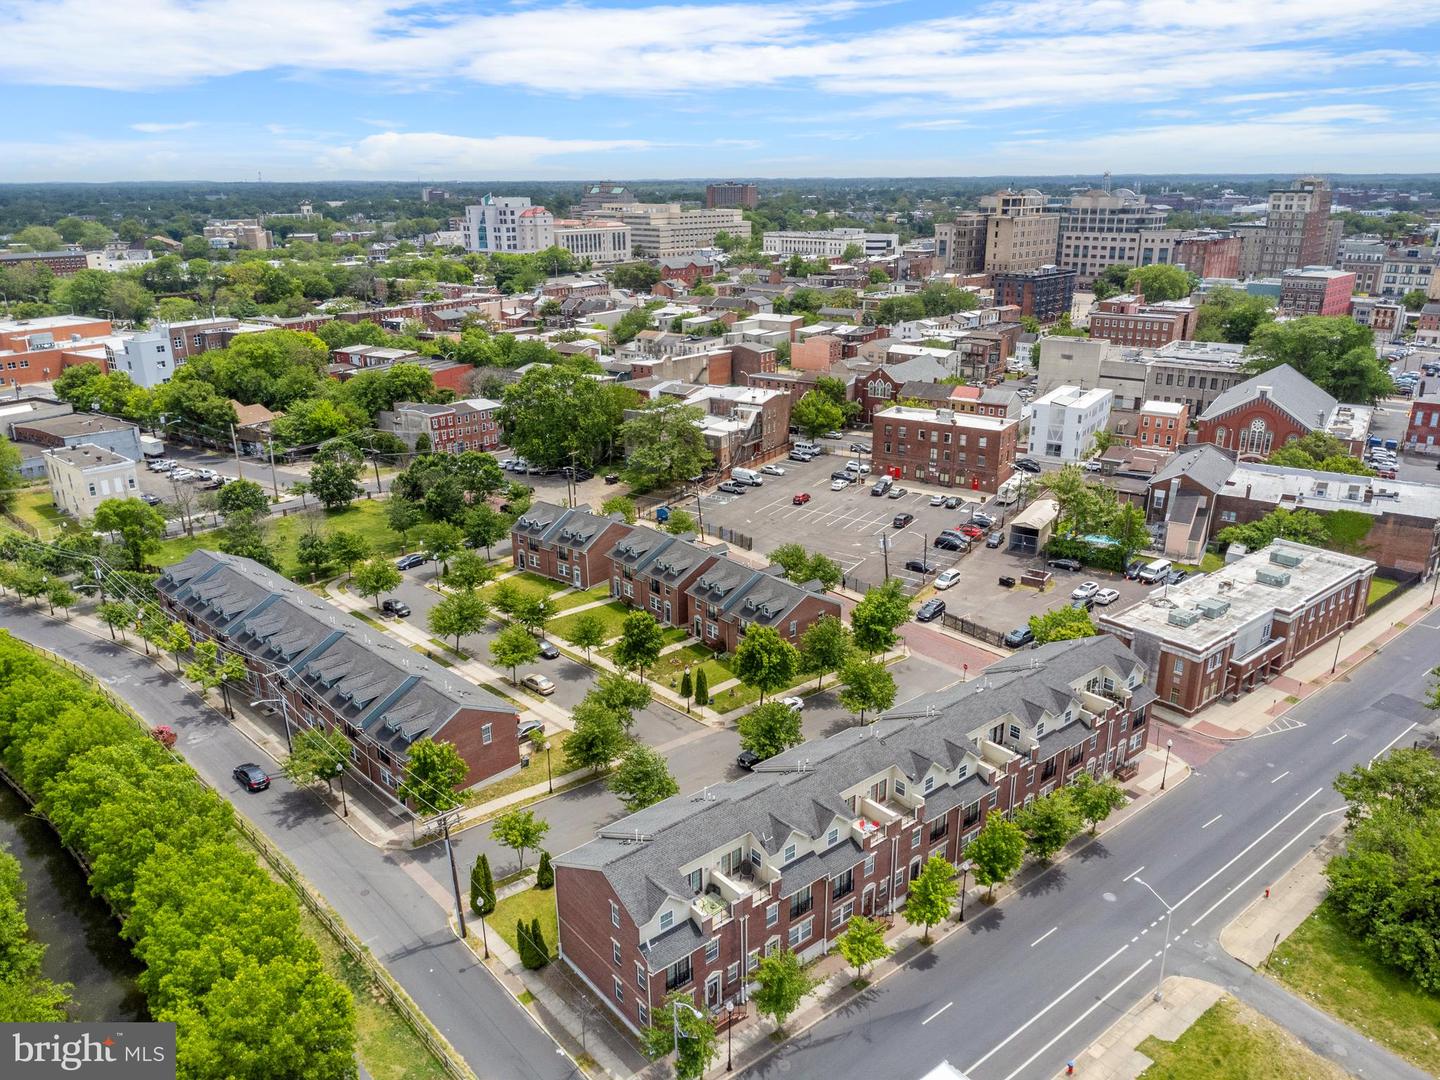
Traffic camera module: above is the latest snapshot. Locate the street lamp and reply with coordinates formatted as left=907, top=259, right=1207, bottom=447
left=1132, top=877, right=1175, bottom=1002
left=957, top=859, right=971, bottom=923
left=683, top=664, right=692, bottom=714
left=671, top=997, right=704, bottom=1069
left=725, top=1001, right=734, bottom=1072
left=1159, top=737, right=1173, bottom=791
left=1330, top=629, right=1346, bottom=675
left=250, top=696, right=295, bottom=753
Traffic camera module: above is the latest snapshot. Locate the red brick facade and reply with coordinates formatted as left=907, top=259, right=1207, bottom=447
left=1198, top=398, right=1313, bottom=459
left=872, top=406, right=1019, bottom=492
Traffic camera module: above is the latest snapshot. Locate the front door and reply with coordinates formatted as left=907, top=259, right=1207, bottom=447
left=664, top=600, right=672, bottom=624
left=705, top=973, right=721, bottom=1010
left=861, top=883, right=875, bottom=917
left=573, top=565, right=582, bottom=585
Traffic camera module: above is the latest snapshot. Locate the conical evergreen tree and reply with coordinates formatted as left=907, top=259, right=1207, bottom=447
left=530, top=916, right=550, bottom=965
left=517, top=919, right=538, bottom=968
left=694, top=668, right=709, bottom=707
left=536, top=849, right=554, bottom=889
left=469, top=853, right=496, bottom=915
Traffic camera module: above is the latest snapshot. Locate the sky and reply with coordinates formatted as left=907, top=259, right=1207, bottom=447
left=2, top=0, right=1439, bottom=182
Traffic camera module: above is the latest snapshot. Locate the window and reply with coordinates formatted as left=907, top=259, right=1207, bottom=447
left=894, top=779, right=906, bottom=797
left=705, top=938, right=720, bottom=963
left=864, top=854, right=875, bottom=877
left=1173, top=658, right=1184, bottom=676
left=766, top=903, right=778, bottom=928
left=610, top=901, right=620, bottom=928
left=481, top=723, right=492, bottom=745
left=726, top=961, right=739, bottom=985
left=827, top=827, right=839, bottom=847
left=659, top=910, right=674, bottom=932
left=789, top=886, right=812, bottom=919
left=665, top=956, right=692, bottom=990
left=636, top=963, right=647, bottom=990
left=1008, top=723, right=1021, bottom=741
left=637, top=1003, right=649, bottom=1027
left=612, top=940, right=622, bottom=965
left=613, top=977, right=624, bottom=1003
left=832, top=868, right=854, bottom=900
left=834, top=900, right=854, bottom=927
left=783, top=844, right=796, bottom=864
left=747, top=949, right=760, bottom=973
left=911, top=828, right=921, bottom=849
left=787, top=917, right=813, bottom=948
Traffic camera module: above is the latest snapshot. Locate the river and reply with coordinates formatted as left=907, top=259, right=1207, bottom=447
left=0, top=781, right=147, bottom=1021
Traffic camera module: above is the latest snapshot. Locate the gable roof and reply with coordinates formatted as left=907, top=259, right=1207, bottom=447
left=1198, top=364, right=1337, bottom=429
left=1150, top=444, right=1236, bottom=493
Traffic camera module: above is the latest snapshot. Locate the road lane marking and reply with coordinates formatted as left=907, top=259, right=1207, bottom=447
left=922, top=1001, right=953, bottom=1025
left=1122, top=866, right=1144, bottom=882
left=1331, top=733, right=1349, bottom=744
left=996, top=958, right=1155, bottom=1080
left=1371, top=721, right=1418, bottom=763
left=964, top=943, right=1132, bottom=1073
left=1201, top=814, right=1223, bottom=829
left=1269, top=770, right=1290, bottom=784
left=1030, top=927, right=1058, bottom=948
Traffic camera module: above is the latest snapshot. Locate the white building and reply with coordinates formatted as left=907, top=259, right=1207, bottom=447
left=761, top=229, right=900, bottom=258
left=462, top=195, right=555, bottom=254
left=44, top=443, right=139, bottom=519
left=1029, top=384, right=1114, bottom=463
left=553, top=219, right=632, bottom=265
left=115, top=328, right=179, bottom=387
left=611, top=205, right=750, bottom=259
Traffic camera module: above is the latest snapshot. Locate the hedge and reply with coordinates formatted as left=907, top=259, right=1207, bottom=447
left=0, top=632, right=356, bottom=1079
left=1044, top=535, right=1127, bottom=573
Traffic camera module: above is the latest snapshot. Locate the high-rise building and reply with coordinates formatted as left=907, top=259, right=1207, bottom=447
left=979, top=189, right=1059, bottom=273
left=933, top=212, right=987, bottom=273
left=1056, top=188, right=1173, bottom=284
left=1253, top=177, right=1333, bottom=276
left=991, top=265, right=1077, bottom=322
left=705, top=181, right=758, bottom=209
left=462, top=195, right=554, bottom=254
left=612, top=204, right=750, bottom=258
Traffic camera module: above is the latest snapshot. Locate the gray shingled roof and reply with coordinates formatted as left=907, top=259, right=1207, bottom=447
left=1198, top=363, right=1337, bottom=428
left=1150, top=444, right=1236, bottom=493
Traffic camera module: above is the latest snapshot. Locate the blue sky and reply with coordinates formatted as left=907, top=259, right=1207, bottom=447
left=2, top=0, right=1438, bottom=181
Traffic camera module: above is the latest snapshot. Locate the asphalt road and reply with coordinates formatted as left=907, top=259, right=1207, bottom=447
left=746, top=606, right=1440, bottom=1080
left=1, top=605, right=571, bottom=1080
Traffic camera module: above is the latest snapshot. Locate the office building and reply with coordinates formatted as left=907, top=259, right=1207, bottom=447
left=871, top=404, right=1020, bottom=491
left=1056, top=188, right=1173, bottom=284
left=463, top=195, right=555, bottom=254
left=1252, top=177, right=1334, bottom=276
left=1277, top=267, right=1356, bottom=316
left=706, top=182, right=758, bottom=210
left=1029, top=385, right=1114, bottom=463
left=761, top=230, right=899, bottom=259
left=932, top=213, right=988, bottom=274
left=980, top=189, right=1059, bottom=273
left=1088, top=295, right=1197, bottom=348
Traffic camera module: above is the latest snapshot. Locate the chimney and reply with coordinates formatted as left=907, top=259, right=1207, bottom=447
left=1363, top=487, right=1373, bottom=505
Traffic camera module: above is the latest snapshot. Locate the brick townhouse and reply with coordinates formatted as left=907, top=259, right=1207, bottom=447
left=511, top=502, right=634, bottom=589
left=871, top=404, right=1019, bottom=492
left=377, top=398, right=503, bottom=453
left=1405, top=389, right=1440, bottom=455
left=1097, top=540, right=1374, bottom=716
left=156, top=550, right=521, bottom=795
left=686, top=560, right=841, bottom=654
left=1088, top=295, right=1198, bottom=349
left=607, top=529, right=724, bottom=629
left=554, top=636, right=1154, bottom=1034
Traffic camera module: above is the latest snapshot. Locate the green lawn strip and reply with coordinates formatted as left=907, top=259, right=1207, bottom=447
left=1366, top=576, right=1400, bottom=607
left=1137, top=995, right=1348, bottom=1080
left=9, top=489, right=66, bottom=533
left=461, top=731, right=571, bottom=807
left=645, top=643, right=715, bottom=691
left=481, top=571, right=570, bottom=604
left=708, top=668, right=826, bottom=715
left=488, top=886, right=559, bottom=958
left=547, top=599, right=630, bottom=643
left=549, top=583, right=612, bottom=612
left=1267, top=904, right=1440, bottom=1075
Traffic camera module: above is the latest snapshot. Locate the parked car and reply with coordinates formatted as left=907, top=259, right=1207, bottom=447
left=789, top=450, right=815, bottom=463
left=781, top=696, right=804, bottom=713
left=887, top=487, right=908, bottom=499
left=1094, top=588, right=1121, bottom=606
left=971, top=511, right=995, bottom=528
left=1071, top=596, right=1094, bottom=611
left=517, top=718, right=544, bottom=741
left=138, top=492, right=163, bottom=506
left=760, top=464, right=786, bottom=476
left=1165, top=569, right=1189, bottom=585
left=903, top=559, right=934, bottom=574
left=1124, top=559, right=1145, bottom=580
left=943, top=496, right=961, bottom=510
left=233, top=763, right=270, bottom=792
left=1376, top=466, right=1398, bottom=479
left=830, top=478, right=850, bottom=491
left=935, top=568, right=962, bottom=590
left=1047, top=557, right=1082, bottom=572
left=959, top=524, right=984, bottom=540
left=997, top=575, right=1017, bottom=588
left=1003, top=626, right=1034, bottom=648
left=915, top=598, right=946, bottom=622
left=717, top=481, right=748, bottom=494
left=380, top=599, right=411, bottom=618
left=934, top=535, right=970, bottom=552
left=1071, top=580, right=1100, bottom=600
left=537, top=640, right=560, bottom=660
left=850, top=443, right=871, bottom=454
left=1013, top=458, right=1043, bottom=474
left=737, top=749, right=761, bottom=771
left=521, top=673, right=556, bottom=695
left=986, top=530, right=1004, bottom=548
left=1082, top=460, right=1102, bottom=473
left=871, top=477, right=893, bottom=496
left=604, top=473, right=621, bottom=484
left=395, top=553, right=427, bottom=571
left=893, top=512, right=914, bottom=528
left=792, top=492, right=811, bottom=506
left=930, top=494, right=946, bottom=506
left=822, top=430, right=843, bottom=440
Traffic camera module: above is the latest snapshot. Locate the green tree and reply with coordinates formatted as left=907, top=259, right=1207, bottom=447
left=498, top=364, right=633, bottom=470
left=162, top=621, right=192, bottom=674
left=791, top=390, right=846, bottom=439
left=216, top=651, right=248, bottom=719
left=510, top=593, right=553, bottom=636
left=600, top=495, right=638, bottom=524
left=93, top=497, right=166, bottom=570
left=535, top=849, right=554, bottom=889
left=295, top=529, right=333, bottom=581
left=800, top=615, right=854, bottom=689
left=850, top=580, right=910, bottom=653
left=693, top=668, right=710, bottom=708
left=641, top=992, right=720, bottom=1080
left=1244, top=316, right=1393, bottom=404
left=427, top=588, right=490, bottom=651
left=904, top=854, right=959, bottom=943
left=422, top=521, right=465, bottom=580
left=609, top=743, right=679, bottom=811
left=838, top=657, right=897, bottom=724
left=0, top=435, right=23, bottom=513
left=469, top=853, right=496, bottom=916
left=1333, top=747, right=1440, bottom=826
left=591, top=672, right=652, bottom=730
left=386, top=496, right=424, bottom=552
left=610, top=262, right=662, bottom=292
left=1401, top=289, right=1428, bottom=311
left=1266, top=431, right=1374, bottom=476
left=463, top=503, right=510, bottom=560
left=737, top=700, right=805, bottom=761
left=613, top=610, right=664, bottom=679
left=215, top=478, right=269, bottom=520
left=1216, top=506, right=1330, bottom=552
left=307, top=447, right=364, bottom=509
left=562, top=609, right=609, bottom=661
left=836, top=915, right=891, bottom=985
left=661, top=508, right=699, bottom=535
left=351, top=556, right=402, bottom=611
left=563, top=695, right=628, bottom=773
left=517, top=919, right=544, bottom=969
left=97, top=599, right=137, bottom=642
left=1124, top=264, right=1195, bottom=302
left=529, top=916, right=549, bottom=965
left=327, top=530, right=370, bottom=580
left=619, top=402, right=713, bottom=493
left=489, top=808, right=549, bottom=869
left=45, top=582, right=76, bottom=618
left=184, top=639, right=222, bottom=696
left=444, top=549, right=492, bottom=592
left=490, top=623, right=540, bottom=685
left=965, top=815, right=1026, bottom=901
left=1015, top=789, right=1082, bottom=864
left=1192, top=286, right=1276, bottom=345
left=1091, top=264, right=1133, bottom=301
left=752, top=948, right=820, bottom=1035
left=1028, top=606, right=1098, bottom=644
left=1070, top=773, right=1127, bottom=834
left=280, top=725, right=351, bottom=801
left=732, top=625, right=800, bottom=702
left=396, top=737, right=467, bottom=815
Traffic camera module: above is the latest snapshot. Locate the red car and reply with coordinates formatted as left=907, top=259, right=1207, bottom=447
left=1375, top=467, right=1397, bottom=479
left=792, top=492, right=811, bottom=505
left=959, top=524, right=985, bottom=539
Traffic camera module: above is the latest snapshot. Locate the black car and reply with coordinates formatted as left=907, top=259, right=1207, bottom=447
left=971, top=511, right=996, bottom=528
left=1071, top=596, right=1094, bottom=611
left=396, top=553, right=427, bottom=571
left=986, top=530, right=1004, bottom=548
left=537, top=640, right=560, bottom=660
left=1124, top=558, right=1145, bottom=580
left=998, top=575, right=1017, bottom=588
left=903, top=559, right=935, bottom=574
left=849, top=443, right=872, bottom=454
left=737, top=749, right=761, bottom=771
left=1014, top=458, right=1042, bottom=474
left=1003, top=626, right=1034, bottom=647
left=380, top=598, right=411, bottom=618
left=934, top=534, right=970, bottom=552
left=1166, top=569, right=1189, bottom=585
left=915, top=598, right=946, bottom=623
left=893, top=512, right=914, bottom=528
left=1047, top=557, right=1082, bottom=573
left=138, top=492, right=163, bottom=505
left=233, top=763, right=270, bottom=792
left=871, top=480, right=891, bottom=496
left=943, top=496, right=961, bottom=510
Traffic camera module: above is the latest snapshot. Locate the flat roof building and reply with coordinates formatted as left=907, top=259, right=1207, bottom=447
left=43, top=443, right=138, bottom=519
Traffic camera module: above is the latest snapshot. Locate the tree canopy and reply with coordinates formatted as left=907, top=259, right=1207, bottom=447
left=1243, top=316, right=1393, bottom=404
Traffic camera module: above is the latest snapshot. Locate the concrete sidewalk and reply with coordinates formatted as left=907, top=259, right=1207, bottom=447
left=1052, top=976, right=1225, bottom=1080
left=1220, top=828, right=1341, bottom=970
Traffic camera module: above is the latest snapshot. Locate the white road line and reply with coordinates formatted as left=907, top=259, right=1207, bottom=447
left=964, top=943, right=1132, bottom=1073
left=922, top=1001, right=953, bottom=1025
left=1030, top=927, right=1058, bottom=948
left=1331, top=733, right=1349, bottom=745
left=1269, top=770, right=1290, bottom=784
left=995, top=959, right=1155, bottom=1080
left=1371, top=721, right=1418, bottom=764
left=1201, top=814, right=1223, bottom=829
left=1130, top=935, right=1139, bottom=943
left=1122, top=866, right=1144, bottom=882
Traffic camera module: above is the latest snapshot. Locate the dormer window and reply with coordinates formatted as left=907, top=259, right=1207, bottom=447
left=923, top=776, right=935, bottom=793
left=659, top=910, right=674, bottom=932
left=1008, top=723, right=1021, bottom=741
left=783, top=844, right=796, bottom=864
left=956, top=763, right=967, bottom=780
left=894, top=779, right=906, bottom=796
left=827, top=828, right=838, bottom=847
left=1036, top=721, right=1046, bottom=736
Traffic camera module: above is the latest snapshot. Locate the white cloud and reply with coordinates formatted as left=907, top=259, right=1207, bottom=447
left=130, top=120, right=200, bottom=132
left=317, top=131, right=650, bottom=175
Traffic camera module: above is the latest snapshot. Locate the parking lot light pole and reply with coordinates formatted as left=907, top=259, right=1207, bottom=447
left=1331, top=630, right=1346, bottom=674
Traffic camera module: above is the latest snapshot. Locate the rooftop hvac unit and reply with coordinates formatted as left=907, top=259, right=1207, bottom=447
left=1195, top=597, right=1231, bottom=619
left=1270, top=549, right=1303, bottom=568
left=1256, top=567, right=1291, bottom=588
left=1167, top=608, right=1201, bottom=628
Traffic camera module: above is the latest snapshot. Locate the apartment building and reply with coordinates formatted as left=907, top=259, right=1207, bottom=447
left=1172, top=232, right=1241, bottom=280
left=1337, top=238, right=1387, bottom=294
left=43, top=444, right=139, bottom=518
left=1375, top=245, right=1436, bottom=298
left=553, top=219, right=633, bottom=265
left=511, top=503, right=635, bottom=589
left=1251, top=177, right=1334, bottom=276
left=1277, top=267, right=1356, bottom=316
left=687, top=560, right=841, bottom=654
left=1350, top=296, right=1405, bottom=342
left=1406, top=389, right=1440, bottom=455
left=0, top=314, right=117, bottom=387
left=607, top=529, right=723, bottom=630
left=157, top=551, right=521, bottom=794
left=615, top=205, right=750, bottom=259
left=761, top=230, right=900, bottom=259
left=11, top=412, right=142, bottom=460
left=871, top=404, right=1019, bottom=492
left=1098, top=540, right=1374, bottom=716
left=462, top=195, right=554, bottom=254
left=991, top=265, right=1076, bottom=322
left=705, top=182, right=759, bottom=210
left=932, top=213, right=988, bottom=274
left=685, top=385, right=792, bottom=470
left=554, top=635, right=1153, bottom=1034
left=1135, top=401, right=1188, bottom=451
left=980, top=190, right=1060, bottom=273
left=1056, top=188, right=1173, bottom=284
left=1088, top=295, right=1198, bottom=348
left=1029, top=385, right=1114, bottom=463
left=0, top=249, right=89, bottom=276
left=377, top=398, right=502, bottom=453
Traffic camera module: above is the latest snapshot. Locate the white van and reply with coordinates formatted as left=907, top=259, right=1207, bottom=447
left=793, top=441, right=821, bottom=456
left=731, top=467, right=764, bottom=486
left=1138, top=558, right=1172, bottom=584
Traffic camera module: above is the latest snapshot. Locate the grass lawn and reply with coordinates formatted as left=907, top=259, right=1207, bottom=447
left=7, top=489, right=66, bottom=535
left=1366, top=576, right=1400, bottom=607
left=1137, top=996, right=1348, bottom=1080
left=645, top=642, right=716, bottom=692
left=462, top=732, right=571, bottom=807
left=1267, top=904, right=1440, bottom=1074
left=484, top=571, right=570, bottom=601
left=489, top=886, right=559, bottom=958
left=550, top=583, right=612, bottom=612
left=151, top=501, right=404, bottom=578
left=1175, top=552, right=1226, bottom=575
left=548, top=599, right=630, bottom=643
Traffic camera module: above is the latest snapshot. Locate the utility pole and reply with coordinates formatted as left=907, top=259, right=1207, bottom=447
left=267, top=439, right=280, bottom=502
left=440, top=812, right=467, bottom=940
left=229, top=423, right=244, bottom=481
left=881, top=533, right=890, bottom=581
